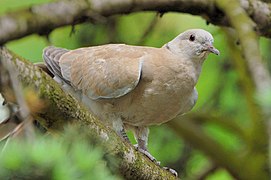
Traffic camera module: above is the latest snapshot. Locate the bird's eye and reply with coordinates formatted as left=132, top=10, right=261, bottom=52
left=189, top=35, right=195, bottom=41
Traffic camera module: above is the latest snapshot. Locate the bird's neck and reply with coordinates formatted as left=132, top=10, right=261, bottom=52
left=163, top=44, right=205, bottom=84
left=191, top=52, right=209, bottom=82
left=191, top=59, right=204, bottom=83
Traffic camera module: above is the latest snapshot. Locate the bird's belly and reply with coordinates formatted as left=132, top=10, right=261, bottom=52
left=119, top=85, right=196, bottom=126
left=81, top=80, right=197, bottom=127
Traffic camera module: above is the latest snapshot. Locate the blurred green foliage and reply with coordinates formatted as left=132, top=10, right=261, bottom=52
left=0, top=126, right=120, bottom=180
left=1, top=0, right=271, bottom=179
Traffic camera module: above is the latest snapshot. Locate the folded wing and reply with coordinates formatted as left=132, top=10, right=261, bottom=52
left=43, top=44, right=144, bottom=100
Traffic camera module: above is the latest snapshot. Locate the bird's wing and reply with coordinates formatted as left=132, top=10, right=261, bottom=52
left=43, top=44, right=145, bottom=100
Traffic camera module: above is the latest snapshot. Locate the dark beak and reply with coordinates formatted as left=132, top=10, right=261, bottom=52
left=206, top=44, right=220, bottom=55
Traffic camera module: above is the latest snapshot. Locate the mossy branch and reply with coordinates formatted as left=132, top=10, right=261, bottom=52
left=0, top=47, right=177, bottom=180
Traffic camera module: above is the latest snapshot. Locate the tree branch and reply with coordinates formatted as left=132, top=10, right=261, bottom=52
left=0, top=47, right=177, bottom=180
left=168, top=117, right=269, bottom=180
left=216, top=0, right=271, bottom=176
left=1, top=0, right=271, bottom=45
left=184, top=112, right=247, bottom=141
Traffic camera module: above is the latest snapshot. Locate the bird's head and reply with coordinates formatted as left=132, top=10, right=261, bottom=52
left=165, top=29, right=219, bottom=61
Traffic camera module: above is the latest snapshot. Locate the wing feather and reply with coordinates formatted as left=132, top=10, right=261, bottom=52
left=58, top=44, right=145, bottom=99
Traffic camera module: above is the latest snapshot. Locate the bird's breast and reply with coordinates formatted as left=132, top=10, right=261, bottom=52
left=118, top=66, right=197, bottom=126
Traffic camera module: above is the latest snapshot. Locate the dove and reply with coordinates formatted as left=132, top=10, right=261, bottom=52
left=42, top=29, right=219, bottom=167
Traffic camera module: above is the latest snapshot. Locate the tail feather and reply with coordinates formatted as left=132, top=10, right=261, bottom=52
left=42, top=46, right=70, bottom=84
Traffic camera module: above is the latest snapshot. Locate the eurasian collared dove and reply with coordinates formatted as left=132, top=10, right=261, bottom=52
left=42, top=29, right=219, bottom=167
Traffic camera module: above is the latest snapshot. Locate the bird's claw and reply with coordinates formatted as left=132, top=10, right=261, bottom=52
left=163, top=167, right=178, bottom=177
left=134, top=144, right=177, bottom=176
left=134, top=144, right=160, bottom=165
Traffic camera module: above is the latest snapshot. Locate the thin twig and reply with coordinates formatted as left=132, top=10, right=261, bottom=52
left=137, top=14, right=159, bottom=45
left=194, top=163, right=219, bottom=180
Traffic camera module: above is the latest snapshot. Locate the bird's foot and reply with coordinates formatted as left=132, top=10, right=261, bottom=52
left=163, top=167, right=178, bottom=177
left=134, top=144, right=160, bottom=165
left=134, top=145, right=178, bottom=177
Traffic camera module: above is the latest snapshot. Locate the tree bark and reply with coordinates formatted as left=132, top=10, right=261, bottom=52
left=1, top=0, right=271, bottom=45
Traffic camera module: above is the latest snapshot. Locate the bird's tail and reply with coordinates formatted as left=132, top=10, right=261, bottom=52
left=42, top=46, right=69, bottom=79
